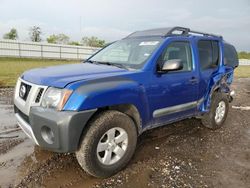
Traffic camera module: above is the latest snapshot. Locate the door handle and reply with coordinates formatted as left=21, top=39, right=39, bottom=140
left=189, top=77, right=198, bottom=84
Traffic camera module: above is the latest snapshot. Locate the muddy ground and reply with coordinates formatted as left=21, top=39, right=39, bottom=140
left=0, top=78, right=249, bottom=188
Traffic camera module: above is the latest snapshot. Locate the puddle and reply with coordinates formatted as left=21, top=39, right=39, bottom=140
left=0, top=138, right=34, bottom=187
left=0, top=89, right=16, bottom=131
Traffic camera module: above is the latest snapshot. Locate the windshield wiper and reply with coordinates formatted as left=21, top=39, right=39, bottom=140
left=87, top=60, right=128, bottom=70
left=100, top=62, right=128, bottom=69
left=85, top=60, right=98, bottom=64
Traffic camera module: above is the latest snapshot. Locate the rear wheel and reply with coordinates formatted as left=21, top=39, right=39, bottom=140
left=76, top=110, right=137, bottom=178
left=201, top=92, right=229, bottom=130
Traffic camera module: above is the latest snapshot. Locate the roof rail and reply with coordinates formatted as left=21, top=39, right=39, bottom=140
left=166, top=27, right=190, bottom=36
left=167, top=26, right=223, bottom=38
left=124, top=26, right=223, bottom=39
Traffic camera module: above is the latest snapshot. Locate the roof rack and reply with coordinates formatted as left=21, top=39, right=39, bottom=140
left=125, top=26, right=223, bottom=39
left=166, top=26, right=223, bottom=38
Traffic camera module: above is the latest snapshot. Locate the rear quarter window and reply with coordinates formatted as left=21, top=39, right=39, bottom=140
left=224, top=43, right=239, bottom=68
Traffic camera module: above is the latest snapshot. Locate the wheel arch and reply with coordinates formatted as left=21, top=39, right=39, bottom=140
left=77, top=104, right=142, bottom=150
left=108, top=104, right=142, bottom=135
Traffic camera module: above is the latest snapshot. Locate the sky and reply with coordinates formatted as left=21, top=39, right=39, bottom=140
left=0, top=0, right=250, bottom=51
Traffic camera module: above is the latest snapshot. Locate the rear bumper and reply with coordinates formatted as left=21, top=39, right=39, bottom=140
left=229, top=90, right=235, bottom=102
left=15, top=106, right=96, bottom=153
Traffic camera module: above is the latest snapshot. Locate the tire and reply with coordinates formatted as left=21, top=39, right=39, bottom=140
left=75, top=110, right=137, bottom=178
left=201, top=92, right=229, bottom=130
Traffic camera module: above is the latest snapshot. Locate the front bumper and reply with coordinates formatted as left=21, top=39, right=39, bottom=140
left=15, top=112, right=39, bottom=145
left=15, top=106, right=96, bottom=153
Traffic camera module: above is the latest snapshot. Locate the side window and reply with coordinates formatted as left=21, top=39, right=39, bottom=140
left=198, top=40, right=219, bottom=70
left=158, top=41, right=193, bottom=71
left=212, top=41, right=219, bottom=66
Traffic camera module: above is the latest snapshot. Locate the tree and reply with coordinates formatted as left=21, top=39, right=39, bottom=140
left=29, top=26, right=42, bottom=42
left=46, top=34, right=57, bottom=44
left=238, top=51, right=250, bottom=59
left=68, top=41, right=81, bottom=46
left=3, top=28, right=18, bottom=40
left=81, top=36, right=105, bottom=47
left=47, top=34, right=70, bottom=44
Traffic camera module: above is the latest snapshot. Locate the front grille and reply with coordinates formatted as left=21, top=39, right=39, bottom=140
left=14, top=105, right=30, bottom=124
left=35, top=88, right=44, bottom=103
left=19, top=82, right=32, bottom=101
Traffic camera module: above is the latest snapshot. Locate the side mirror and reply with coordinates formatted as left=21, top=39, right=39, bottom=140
left=160, top=59, right=183, bottom=72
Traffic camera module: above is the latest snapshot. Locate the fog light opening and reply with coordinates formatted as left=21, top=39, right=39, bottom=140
left=41, top=126, right=55, bottom=144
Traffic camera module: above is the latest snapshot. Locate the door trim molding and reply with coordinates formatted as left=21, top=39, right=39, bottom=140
left=153, top=98, right=203, bottom=118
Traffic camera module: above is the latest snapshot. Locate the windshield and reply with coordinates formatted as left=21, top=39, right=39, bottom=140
left=88, top=37, right=163, bottom=69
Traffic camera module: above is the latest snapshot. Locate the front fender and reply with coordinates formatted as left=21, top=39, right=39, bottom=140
left=63, top=77, right=149, bottom=124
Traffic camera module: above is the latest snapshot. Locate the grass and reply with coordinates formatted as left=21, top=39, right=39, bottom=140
left=234, top=66, right=250, bottom=78
left=0, top=57, right=249, bottom=87
left=0, top=57, right=79, bottom=87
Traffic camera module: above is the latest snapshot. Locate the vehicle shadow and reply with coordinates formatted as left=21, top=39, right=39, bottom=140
left=133, top=118, right=204, bottom=162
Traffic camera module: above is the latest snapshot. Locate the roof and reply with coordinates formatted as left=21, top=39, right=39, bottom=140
left=125, top=26, right=222, bottom=39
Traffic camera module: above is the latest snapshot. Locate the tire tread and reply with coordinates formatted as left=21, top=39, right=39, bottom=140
left=76, top=110, right=137, bottom=178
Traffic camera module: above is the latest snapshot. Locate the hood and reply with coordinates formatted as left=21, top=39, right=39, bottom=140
left=21, top=63, right=127, bottom=88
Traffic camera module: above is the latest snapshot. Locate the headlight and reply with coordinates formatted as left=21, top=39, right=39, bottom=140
left=41, top=87, right=72, bottom=111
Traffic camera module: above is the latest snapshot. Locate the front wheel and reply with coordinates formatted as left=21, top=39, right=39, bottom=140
left=201, top=92, right=229, bottom=130
left=76, top=110, right=137, bottom=178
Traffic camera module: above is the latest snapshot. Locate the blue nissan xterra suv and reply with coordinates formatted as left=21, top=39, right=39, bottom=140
left=14, top=27, right=238, bottom=178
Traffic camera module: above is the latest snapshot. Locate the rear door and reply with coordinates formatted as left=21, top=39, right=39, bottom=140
left=197, top=40, right=220, bottom=100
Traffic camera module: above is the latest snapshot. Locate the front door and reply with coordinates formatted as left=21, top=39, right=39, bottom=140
left=149, top=40, right=199, bottom=125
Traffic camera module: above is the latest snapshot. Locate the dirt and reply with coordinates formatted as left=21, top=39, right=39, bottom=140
left=0, top=78, right=249, bottom=188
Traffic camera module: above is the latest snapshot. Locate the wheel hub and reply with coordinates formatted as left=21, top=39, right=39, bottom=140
left=215, top=101, right=226, bottom=124
left=108, top=141, right=116, bottom=150
left=97, top=127, right=128, bottom=165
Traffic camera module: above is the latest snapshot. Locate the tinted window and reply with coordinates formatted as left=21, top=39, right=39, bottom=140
left=158, top=41, right=193, bottom=71
left=212, top=41, right=219, bottom=66
left=224, top=43, right=239, bottom=68
left=198, top=40, right=214, bottom=70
